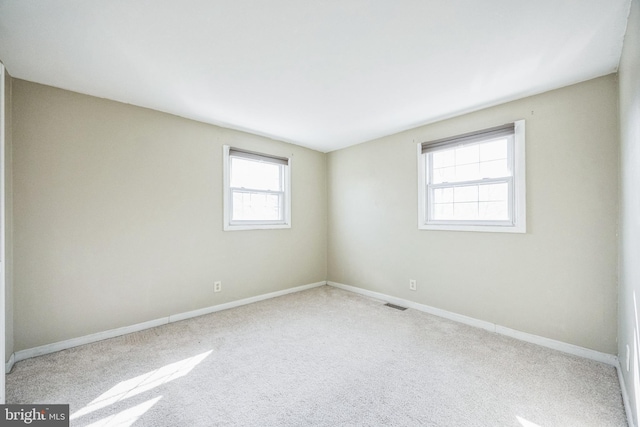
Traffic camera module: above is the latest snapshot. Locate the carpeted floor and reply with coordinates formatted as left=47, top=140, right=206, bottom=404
left=6, top=286, right=627, bottom=426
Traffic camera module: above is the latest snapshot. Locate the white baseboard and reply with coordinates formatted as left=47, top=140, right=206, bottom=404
left=14, top=317, right=169, bottom=364
left=13, top=281, right=327, bottom=365
left=495, top=324, right=618, bottom=366
left=7, top=279, right=629, bottom=423
left=9, top=279, right=618, bottom=368
left=618, top=361, right=636, bottom=427
left=169, top=281, right=326, bottom=323
left=328, top=281, right=618, bottom=366
left=5, top=352, right=14, bottom=374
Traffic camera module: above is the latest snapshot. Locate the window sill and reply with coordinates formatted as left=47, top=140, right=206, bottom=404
left=419, top=223, right=526, bottom=233
left=224, top=223, right=291, bottom=231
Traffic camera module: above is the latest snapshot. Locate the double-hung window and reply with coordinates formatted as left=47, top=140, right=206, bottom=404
left=418, top=120, right=526, bottom=233
left=223, top=146, right=291, bottom=230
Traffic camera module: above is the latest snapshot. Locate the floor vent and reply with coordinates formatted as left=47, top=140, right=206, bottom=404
left=384, top=303, right=408, bottom=311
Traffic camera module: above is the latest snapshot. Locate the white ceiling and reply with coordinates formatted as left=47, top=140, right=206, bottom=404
left=0, top=1, right=631, bottom=152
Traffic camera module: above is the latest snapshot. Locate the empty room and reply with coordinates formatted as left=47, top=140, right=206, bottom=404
left=0, top=0, right=638, bottom=426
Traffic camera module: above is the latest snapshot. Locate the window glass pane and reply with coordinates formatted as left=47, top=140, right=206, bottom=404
left=232, top=191, right=281, bottom=221
left=455, top=145, right=479, bottom=165
left=230, top=157, right=282, bottom=191
left=433, top=203, right=453, bottom=220
left=433, top=188, right=453, bottom=203
left=430, top=183, right=510, bottom=222
left=455, top=163, right=481, bottom=181
left=453, top=202, right=478, bottom=220
left=479, top=201, right=509, bottom=220
left=479, top=139, right=507, bottom=161
left=432, top=149, right=455, bottom=168
left=453, top=186, right=478, bottom=203
left=432, top=166, right=456, bottom=184
left=479, top=159, right=509, bottom=178
left=430, top=138, right=510, bottom=184
left=478, top=183, right=508, bottom=202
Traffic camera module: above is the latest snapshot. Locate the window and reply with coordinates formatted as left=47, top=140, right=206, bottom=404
left=418, top=120, right=525, bottom=233
left=223, top=146, right=291, bottom=230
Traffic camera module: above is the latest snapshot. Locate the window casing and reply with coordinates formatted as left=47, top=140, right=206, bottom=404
left=418, top=120, right=526, bottom=233
left=223, top=146, right=291, bottom=231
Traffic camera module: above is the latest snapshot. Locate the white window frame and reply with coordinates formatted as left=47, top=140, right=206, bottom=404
left=223, top=145, right=291, bottom=231
left=417, top=120, right=526, bottom=233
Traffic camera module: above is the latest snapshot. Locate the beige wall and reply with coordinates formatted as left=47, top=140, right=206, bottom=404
left=11, top=79, right=327, bottom=351
left=4, top=69, right=13, bottom=363
left=328, top=75, right=619, bottom=354
left=618, top=0, right=640, bottom=423
left=8, top=72, right=621, bottom=359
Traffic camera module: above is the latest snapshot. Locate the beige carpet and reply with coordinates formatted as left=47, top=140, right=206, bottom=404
left=7, top=286, right=627, bottom=426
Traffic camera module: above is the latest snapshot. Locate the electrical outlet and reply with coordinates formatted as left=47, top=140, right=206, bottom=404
left=214, top=281, right=222, bottom=293
left=409, top=279, right=417, bottom=291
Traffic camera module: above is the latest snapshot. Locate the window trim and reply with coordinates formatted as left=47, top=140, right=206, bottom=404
left=223, top=145, right=291, bottom=231
left=417, top=120, right=526, bottom=233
